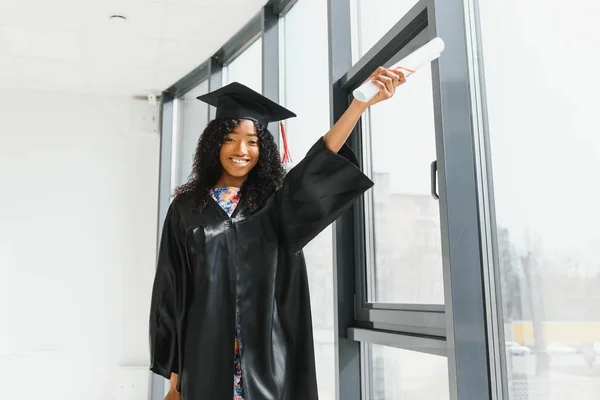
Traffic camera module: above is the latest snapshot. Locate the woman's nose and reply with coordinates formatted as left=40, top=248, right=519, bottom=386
left=234, top=141, right=248, bottom=155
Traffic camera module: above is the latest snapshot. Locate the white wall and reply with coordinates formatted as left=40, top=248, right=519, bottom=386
left=0, top=89, right=160, bottom=399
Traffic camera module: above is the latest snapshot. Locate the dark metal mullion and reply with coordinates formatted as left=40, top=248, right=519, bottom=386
left=347, top=328, right=447, bottom=357
left=207, top=58, right=223, bottom=120
left=356, top=320, right=445, bottom=339
left=429, top=0, right=492, bottom=399
left=366, top=303, right=444, bottom=312
left=150, top=94, right=175, bottom=400
left=355, top=308, right=446, bottom=336
left=328, top=0, right=361, bottom=399
left=353, top=136, right=370, bottom=327
left=156, top=94, right=175, bottom=232
left=268, top=0, right=299, bottom=15
left=262, top=5, right=280, bottom=147
left=463, top=0, right=509, bottom=397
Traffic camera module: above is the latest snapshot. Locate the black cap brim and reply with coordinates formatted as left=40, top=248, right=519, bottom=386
left=196, top=82, right=296, bottom=127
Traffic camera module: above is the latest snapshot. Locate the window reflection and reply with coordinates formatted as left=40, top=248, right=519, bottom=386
left=366, top=344, right=449, bottom=400
left=480, top=0, right=600, bottom=398
left=364, top=62, right=444, bottom=304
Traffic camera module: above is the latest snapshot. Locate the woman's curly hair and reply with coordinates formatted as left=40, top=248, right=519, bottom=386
left=173, top=118, right=286, bottom=213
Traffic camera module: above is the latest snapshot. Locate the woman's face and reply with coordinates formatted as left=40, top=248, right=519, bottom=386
left=219, top=119, right=260, bottom=182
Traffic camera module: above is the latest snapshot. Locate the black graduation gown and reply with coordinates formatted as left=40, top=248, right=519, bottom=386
left=149, top=138, right=373, bottom=400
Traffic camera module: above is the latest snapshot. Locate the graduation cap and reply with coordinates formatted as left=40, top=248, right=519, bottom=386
left=197, top=82, right=296, bottom=162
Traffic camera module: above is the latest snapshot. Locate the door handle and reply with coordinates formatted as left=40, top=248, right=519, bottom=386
left=431, top=160, right=439, bottom=200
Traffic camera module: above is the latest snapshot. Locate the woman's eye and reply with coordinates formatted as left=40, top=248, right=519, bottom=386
left=224, top=137, right=234, bottom=143
left=249, top=140, right=258, bottom=145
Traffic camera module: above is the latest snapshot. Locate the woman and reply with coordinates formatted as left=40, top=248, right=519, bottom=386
left=150, top=67, right=405, bottom=400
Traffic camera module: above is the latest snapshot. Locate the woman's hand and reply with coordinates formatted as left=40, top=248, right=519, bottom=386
left=164, top=373, right=180, bottom=400
left=323, top=66, right=406, bottom=153
left=165, top=389, right=181, bottom=400
left=356, top=66, right=407, bottom=109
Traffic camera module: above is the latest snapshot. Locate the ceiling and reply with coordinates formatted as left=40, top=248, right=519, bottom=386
left=0, top=0, right=268, bottom=97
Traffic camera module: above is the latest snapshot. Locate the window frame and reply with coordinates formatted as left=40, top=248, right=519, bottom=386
left=154, top=0, right=499, bottom=399
left=329, top=0, right=494, bottom=399
left=350, top=6, right=446, bottom=335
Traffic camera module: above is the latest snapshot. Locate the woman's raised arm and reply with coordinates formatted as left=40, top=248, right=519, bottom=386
left=323, top=67, right=405, bottom=153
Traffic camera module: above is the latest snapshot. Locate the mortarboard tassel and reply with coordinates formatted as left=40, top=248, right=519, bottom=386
left=280, top=121, right=292, bottom=164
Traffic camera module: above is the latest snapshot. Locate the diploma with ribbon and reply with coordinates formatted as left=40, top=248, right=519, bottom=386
left=353, top=37, right=446, bottom=103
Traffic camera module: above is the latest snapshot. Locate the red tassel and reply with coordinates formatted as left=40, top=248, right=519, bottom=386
left=280, top=121, right=292, bottom=164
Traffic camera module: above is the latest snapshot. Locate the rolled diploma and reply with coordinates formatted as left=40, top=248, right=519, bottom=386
left=353, top=37, right=445, bottom=103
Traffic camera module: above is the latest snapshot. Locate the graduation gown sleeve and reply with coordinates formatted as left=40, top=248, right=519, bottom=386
left=270, top=137, right=373, bottom=398
left=275, top=137, right=374, bottom=251
left=149, top=201, right=186, bottom=380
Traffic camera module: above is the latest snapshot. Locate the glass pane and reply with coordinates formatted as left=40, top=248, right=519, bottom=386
left=223, top=37, right=262, bottom=93
left=174, top=80, right=208, bottom=186
left=366, top=344, right=449, bottom=399
left=283, top=1, right=334, bottom=399
left=365, top=60, right=444, bottom=304
left=479, top=0, right=600, bottom=399
left=352, top=0, right=419, bottom=63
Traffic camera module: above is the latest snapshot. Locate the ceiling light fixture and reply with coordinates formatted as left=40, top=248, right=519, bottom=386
left=109, top=15, right=128, bottom=24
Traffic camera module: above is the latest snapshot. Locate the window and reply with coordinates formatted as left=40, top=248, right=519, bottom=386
left=352, top=0, right=420, bottom=64
left=362, top=60, right=444, bottom=304
left=364, top=344, right=449, bottom=400
left=282, top=1, right=335, bottom=398
left=173, top=81, right=208, bottom=187
left=223, top=37, right=262, bottom=93
left=479, top=0, right=600, bottom=398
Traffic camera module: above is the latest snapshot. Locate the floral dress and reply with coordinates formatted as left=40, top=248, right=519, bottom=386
left=209, top=186, right=245, bottom=400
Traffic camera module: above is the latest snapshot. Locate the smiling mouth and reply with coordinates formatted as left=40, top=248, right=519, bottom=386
left=230, top=157, right=250, bottom=165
